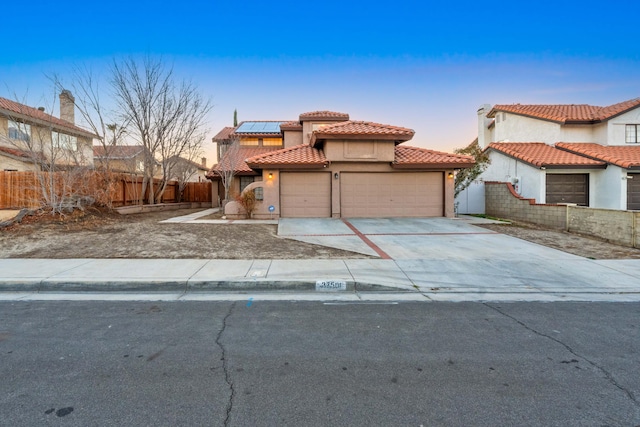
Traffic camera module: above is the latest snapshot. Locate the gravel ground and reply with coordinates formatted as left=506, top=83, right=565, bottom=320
left=2, top=208, right=640, bottom=259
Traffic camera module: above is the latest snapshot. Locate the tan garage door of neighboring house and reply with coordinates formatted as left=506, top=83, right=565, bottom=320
left=627, top=174, right=640, bottom=210
left=340, top=172, right=444, bottom=218
left=546, top=174, right=589, bottom=206
left=280, top=172, right=331, bottom=218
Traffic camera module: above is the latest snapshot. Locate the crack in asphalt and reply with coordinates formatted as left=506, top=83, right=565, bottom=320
left=215, top=302, right=237, bottom=426
left=484, top=303, right=639, bottom=408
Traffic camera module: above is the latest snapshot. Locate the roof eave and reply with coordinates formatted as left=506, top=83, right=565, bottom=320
left=246, top=162, right=328, bottom=170
left=392, top=162, right=475, bottom=170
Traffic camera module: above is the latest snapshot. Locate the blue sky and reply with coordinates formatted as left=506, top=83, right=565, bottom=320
left=2, top=0, right=640, bottom=160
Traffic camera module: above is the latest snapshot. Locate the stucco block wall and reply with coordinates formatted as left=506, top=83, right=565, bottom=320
left=485, top=181, right=567, bottom=229
left=568, top=206, right=636, bottom=247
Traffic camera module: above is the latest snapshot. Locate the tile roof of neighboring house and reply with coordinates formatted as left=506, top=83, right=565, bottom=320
left=212, top=126, right=236, bottom=142
left=0, top=96, right=97, bottom=138
left=487, top=142, right=606, bottom=168
left=207, top=146, right=282, bottom=177
left=393, top=146, right=475, bottom=168
left=556, top=142, right=640, bottom=169
left=310, top=121, right=415, bottom=145
left=167, top=155, right=208, bottom=171
left=0, top=146, right=33, bottom=160
left=279, top=121, right=303, bottom=131
left=487, top=98, right=640, bottom=124
left=93, top=145, right=145, bottom=159
left=299, top=111, right=350, bottom=121
left=245, top=144, right=328, bottom=168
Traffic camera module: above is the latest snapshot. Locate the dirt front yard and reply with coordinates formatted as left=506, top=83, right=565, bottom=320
left=0, top=208, right=370, bottom=259
left=2, top=208, right=640, bottom=259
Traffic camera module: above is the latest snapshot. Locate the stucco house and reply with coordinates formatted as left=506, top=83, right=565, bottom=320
left=457, top=98, right=640, bottom=213
left=93, top=145, right=149, bottom=175
left=0, top=91, right=96, bottom=171
left=207, top=111, right=474, bottom=218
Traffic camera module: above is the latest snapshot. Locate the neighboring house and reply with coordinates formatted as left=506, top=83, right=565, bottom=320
left=207, top=111, right=474, bottom=218
left=0, top=91, right=96, bottom=171
left=458, top=98, right=640, bottom=212
left=93, top=145, right=149, bottom=175
left=165, top=156, right=209, bottom=183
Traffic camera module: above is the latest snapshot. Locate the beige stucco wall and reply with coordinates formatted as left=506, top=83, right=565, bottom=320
left=232, top=162, right=456, bottom=219
left=283, top=130, right=303, bottom=148
left=323, top=140, right=395, bottom=162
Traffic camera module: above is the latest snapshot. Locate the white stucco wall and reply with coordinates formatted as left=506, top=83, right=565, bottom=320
left=592, top=166, right=626, bottom=209
left=484, top=152, right=545, bottom=202
left=493, top=114, right=562, bottom=144
left=605, top=108, right=640, bottom=146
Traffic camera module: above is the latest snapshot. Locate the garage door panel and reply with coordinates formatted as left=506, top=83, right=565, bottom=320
left=280, top=172, right=331, bottom=218
left=627, top=174, right=640, bottom=210
left=341, top=172, right=443, bottom=218
left=546, top=174, right=589, bottom=206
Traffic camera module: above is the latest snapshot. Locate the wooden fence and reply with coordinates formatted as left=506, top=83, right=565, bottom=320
left=0, top=171, right=212, bottom=209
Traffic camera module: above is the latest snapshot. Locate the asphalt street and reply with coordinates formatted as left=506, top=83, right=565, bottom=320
left=1, top=301, right=639, bottom=426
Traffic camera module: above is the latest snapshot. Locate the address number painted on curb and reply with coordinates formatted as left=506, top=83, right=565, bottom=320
left=316, top=280, right=347, bottom=291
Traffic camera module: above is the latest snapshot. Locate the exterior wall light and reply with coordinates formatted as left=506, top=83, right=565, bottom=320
left=334, top=172, right=339, bottom=180
left=268, top=172, right=273, bottom=179
left=447, top=172, right=454, bottom=179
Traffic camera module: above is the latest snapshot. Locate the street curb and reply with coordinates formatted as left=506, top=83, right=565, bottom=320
left=0, top=279, right=413, bottom=294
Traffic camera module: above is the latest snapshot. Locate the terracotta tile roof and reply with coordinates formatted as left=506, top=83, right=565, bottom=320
left=0, top=146, right=33, bottom=160
left=93, top=145, right=145, bottom=159
left=487, top=98, right=640, bottom=124
left=245, top=144, right=328, bottom=168
left=487, top=142, right=606, bottom=168
left=556, top=142, right=640, bottom=169
left=212, top=126, right=236, bottom=142
left=207, top=146, right=282, bottom=177
left=311, top=121, right=415, bottom=145
left=279, top=121, right=302, bottom=131
left=0, top=96, right=97, bottom=138
left=299, top=111, right=349, bottom=121
left=393, top=146, right=475, bottom=168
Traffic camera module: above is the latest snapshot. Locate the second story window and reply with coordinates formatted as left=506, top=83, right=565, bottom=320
left=626, top=124, right=639, bottom=144
left=8, top=120, right=31, bottom=142
left=52, top=131, right=78, bottom=151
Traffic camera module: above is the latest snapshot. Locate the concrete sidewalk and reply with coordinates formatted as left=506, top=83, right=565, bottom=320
left=1, top=258, right=640, bottom=301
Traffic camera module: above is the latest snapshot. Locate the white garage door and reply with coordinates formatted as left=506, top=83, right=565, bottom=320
left=341, top=172, right=444, bottom=217
left=280, top=172, right=331, bottom=218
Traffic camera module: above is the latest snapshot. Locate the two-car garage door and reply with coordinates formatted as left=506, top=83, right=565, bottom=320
left=280, top=171, right=444, bottom=218
left=341, top=172, right=444, bottom=217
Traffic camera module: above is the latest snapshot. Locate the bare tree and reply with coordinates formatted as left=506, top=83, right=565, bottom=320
left=111, top=57, right=211, bottom=204
left=213, top=136, right=242, bottom=206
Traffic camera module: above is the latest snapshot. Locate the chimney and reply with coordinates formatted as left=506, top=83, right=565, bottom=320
left=59, top=90, right=75, bottom=124
left=477, top=104, right=492, bottom=149
left=38, top=107, right=45, bottom=112
left=201, top=157, right=207, bottom=168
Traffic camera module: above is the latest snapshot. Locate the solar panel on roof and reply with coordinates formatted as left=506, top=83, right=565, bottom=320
left=236, top=121, right=283, bottom=134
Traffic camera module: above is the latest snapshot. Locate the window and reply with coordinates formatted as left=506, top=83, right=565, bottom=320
left=52, top=131, right=78, bottom=151
left=626, top=124, right=639, bottom=144
left=312, top=123, right=329, bottom=131
left=262, top=137, right=283, bottom=146
left=240, top=176, right=255, bottom=192
left=254, top=187, right=263, bottom=200
left=8, top=120, right=31, bottom=142
left=240, top=137, right=259, bottom=146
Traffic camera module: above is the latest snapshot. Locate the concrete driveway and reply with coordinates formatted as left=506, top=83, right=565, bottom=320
left=277, top=216, right=580, bottom=261
left=278, top=216, right=640, bottom=296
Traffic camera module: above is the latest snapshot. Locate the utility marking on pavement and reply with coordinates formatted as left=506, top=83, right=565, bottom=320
left=247, top=297, right=254, bottom=307
left=341, top=219, right=392, bottom=259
